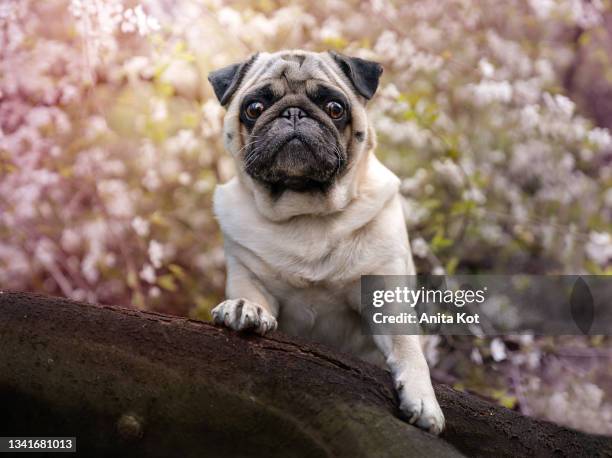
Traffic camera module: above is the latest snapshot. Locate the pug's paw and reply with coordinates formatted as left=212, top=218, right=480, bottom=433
left=211, top=298, right=277, bottom=335
left=396, top=380, right=445, bottom=435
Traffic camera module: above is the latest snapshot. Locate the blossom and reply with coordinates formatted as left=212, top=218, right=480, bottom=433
left=432, top=159, right=464, bottom=188
left=34, top=239, right=56, bottom=267
left=166, top=129, right=198, bottom=155
left=490, top=338, right=507, bottom=362
left=585, top=232, right=612, bottom=266
left=478, top=58, right=495, bottom=78
left=148, top=240, right=164, bottom=269
left=520, top=105, right=540, bottom=129
left=97, top=179, right=133, bottom=217
left=121, top=5, right=160, bottom=36
left=217, top=7, right=242, bottom=30
left=142, top=170, right=161, bottom=191
left=529, top=0, right=555, bottom=19
left=140, top=263, right=156, bottom=283
left=470, top=80, right=513, bottom=105
left=543, top=93, right=575, bottom=118
left=411, top=237, right=429, bottom=258
left=131, top=217, right=150, bottom=237
left=587, top=127, right=612, bottom=150
left=178, top=172, right=191, bottom=185
left=160, top=60, right=200, bottom=98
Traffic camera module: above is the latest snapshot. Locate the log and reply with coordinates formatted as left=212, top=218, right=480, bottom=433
left=0, top=291, right=610, bottom=457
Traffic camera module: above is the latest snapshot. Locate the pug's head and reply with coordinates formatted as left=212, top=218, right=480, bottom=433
left=208, top=50, right=382, bottom=195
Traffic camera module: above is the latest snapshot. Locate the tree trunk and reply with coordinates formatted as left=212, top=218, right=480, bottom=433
left=0, top=292, right=610, bottom=457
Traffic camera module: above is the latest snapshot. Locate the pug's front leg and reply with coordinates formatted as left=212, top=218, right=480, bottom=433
left=374, top=334, right=445, bottom=435
left=212, top=256, right=278, bottom=335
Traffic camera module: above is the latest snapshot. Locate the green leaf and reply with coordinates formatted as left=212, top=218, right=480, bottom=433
left=431, top=230, right=453, bottom=252
left=445, top=257, right=459, bottom=274
left=168, top=264, right=186, bottom=280
left=158, top=274, right=177, bottom=292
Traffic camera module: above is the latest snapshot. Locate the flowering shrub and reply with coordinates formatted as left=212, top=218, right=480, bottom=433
left=1, top=0, right=611, bottom=433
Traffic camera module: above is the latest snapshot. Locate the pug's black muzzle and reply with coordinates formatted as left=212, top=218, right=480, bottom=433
left=244, top=106, right=346, bottom=193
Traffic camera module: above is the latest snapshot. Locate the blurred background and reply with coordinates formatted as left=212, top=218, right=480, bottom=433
left=1, top=0, right=611, bottom=435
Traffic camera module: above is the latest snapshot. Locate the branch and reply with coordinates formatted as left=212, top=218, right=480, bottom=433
left=0, top=292, right=610, bottom=457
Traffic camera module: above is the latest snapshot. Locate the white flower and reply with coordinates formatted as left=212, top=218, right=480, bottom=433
left=543, top=93, right=575, bottom=118
left=433, top=159, right=464, bottom=188
left=535, top=58, right=554, bottom=81
left=519, top=334, right=534, bottom=346
left=151, top=99, right=167, bottom=121
left=97, top=179, right=132, bottom=217
left=529, top=0, right=555, bottom=18
left=121, top=5, right=160, bottom=36
left=139, top=263, right=156, bottom=283
left=520, top=105, right=540, bottom=129
left=195, top=179, right=213, bottom=193
left=478, top=58, right=495, bottom=78
left=588, top=127, right=612, bottom=150
left=490, top=338, right=507, bottom=362
left=585, top=232, right=612, bottom=266
left=123, top=56, right=153, bottom=82
left=201, top=99, right=224, bottom=137
left=411, top=237, right=429, bottom=258
left=35, top=239, right=55, bottom=267
left=470, top=80, right=513, bottom=105
left=402, top=198, right=430, bottom=227
left=380, top=83, right=400, bottom=100
left=131, top=217, right=150, bottom=237
left=178, top=172, right=191, bottom=185
left=463, top=187, right=486, bottom=204
left=160, top=60, right=199, bottom=98
left=555, top=95, right=575, bottom=117
left=217, top=7, right=242, bottom=29
left=318, top=19, right=343, bottom=41
left=166, top=129, right=198, bottom=155
left=61, top=229, right=81, bottom=252
left=148, top=240, right=164, bottom=268
left=432, top=266, right=446, bottom=275
left=27, top=107, right=52, bottom=128
left=400, top=168, right=428, bottom=195
left=142, top=170, right=161, bottom=191
left=82, top=252, right=100, bottom=283
left=86, top=116, right=109, bottom=139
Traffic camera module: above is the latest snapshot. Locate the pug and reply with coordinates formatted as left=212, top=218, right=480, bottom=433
left=207, top=50, right=444, bottom=434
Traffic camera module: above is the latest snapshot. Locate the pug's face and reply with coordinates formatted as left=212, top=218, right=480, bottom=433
left=208, top=51, right=383, bottom=194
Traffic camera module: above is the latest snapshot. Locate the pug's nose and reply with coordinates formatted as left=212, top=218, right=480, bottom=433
left=280, top=107, right=308, bottom=126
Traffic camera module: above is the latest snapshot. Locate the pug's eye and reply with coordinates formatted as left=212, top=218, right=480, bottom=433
left=245, top=101, right=265, bottom=120
left=325, top=101, right=345, bottom=119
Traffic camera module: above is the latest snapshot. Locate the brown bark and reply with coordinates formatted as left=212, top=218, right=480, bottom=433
left=0, top=291, right=610, bottom=457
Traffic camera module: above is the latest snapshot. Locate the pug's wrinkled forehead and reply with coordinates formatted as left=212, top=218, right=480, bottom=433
left=208, top=50, right=382, bottom=110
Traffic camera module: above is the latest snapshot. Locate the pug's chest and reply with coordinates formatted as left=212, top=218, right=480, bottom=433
left=265, top=278, right=383, bottom=363
left=257, top=233, right=375, bottom=286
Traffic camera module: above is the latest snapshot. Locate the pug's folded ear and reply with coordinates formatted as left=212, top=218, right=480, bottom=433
left=208, top=53, right=259, bottom=106
left=329, top=51, right=383, bottom=100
